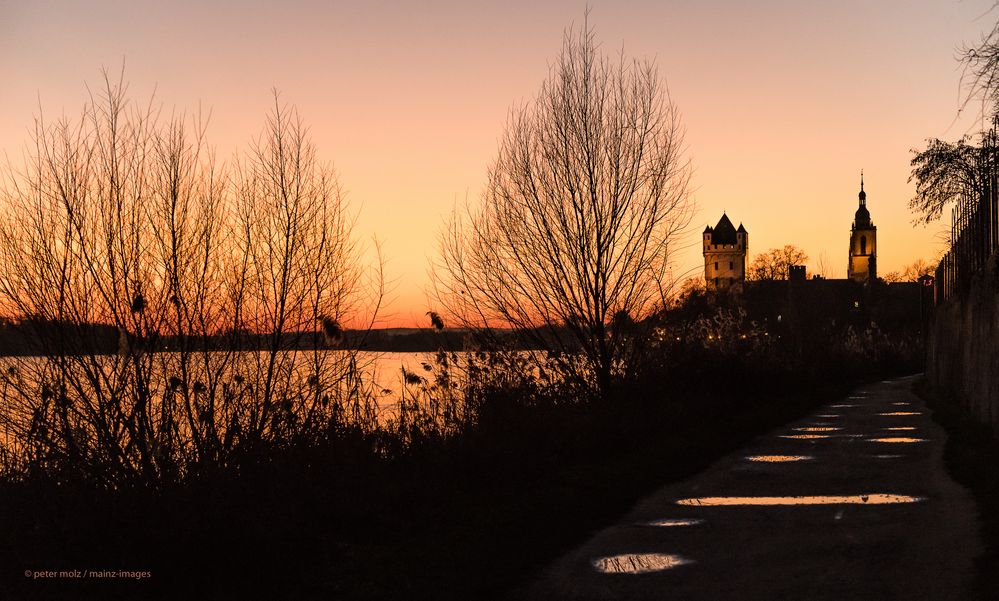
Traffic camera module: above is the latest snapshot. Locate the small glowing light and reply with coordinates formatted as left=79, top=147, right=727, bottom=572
left=815, top=414, right=840, bottom=418
left=892, top=402, right=911, bottom=406
left=746, top=455, right=813, bottom=463
left=829, top=404, right=857, bottom=408
left=879, top=412, right=922, bottom=416
left=676, top=494, right=923, bottom=506
left=886, top=427, right=916, bottom=431
left=592, top=553, right=693, bottom=574
left=780, top=434, right=829, bottom=440
left=869, top=437, right=927, bottom=443
left=644, top=518, right=704, bottom=527
left=793, top=427, right=841, bottom=432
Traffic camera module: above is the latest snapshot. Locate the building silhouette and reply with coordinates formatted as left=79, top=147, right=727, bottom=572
left=702, top=213, right=747, bottom=291
left=848, top=173, right=877, bottom=283
left=697, top=174, right=925, bottom=342
left=702, top=175, right=878, bottom=287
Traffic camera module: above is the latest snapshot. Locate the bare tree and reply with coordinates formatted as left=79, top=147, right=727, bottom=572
left=435, top=22, right=692, bottom=399
left=746, top=245, right=808, bottom=281
left=959, top=12, right=999, bottom=122
left=883, top=258, right=937, bottom=283
left=0, top=74, right=377, bottom=485
left=814, top=251, right=832, bottom=279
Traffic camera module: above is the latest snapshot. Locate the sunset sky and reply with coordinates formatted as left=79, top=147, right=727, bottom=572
left=1, top=0, right=995, bottom=327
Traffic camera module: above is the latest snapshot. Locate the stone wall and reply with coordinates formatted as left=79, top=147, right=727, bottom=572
left=927, top=254, right=999, bottom=432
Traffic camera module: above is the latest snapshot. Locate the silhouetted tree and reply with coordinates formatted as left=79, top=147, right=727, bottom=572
left=883, top=258, right=937, bottom=283
left=908, top=134, right=997, bottom=225
left=0, top=72, right=379, bottom=485
left=746, top=245, right=808, bottom=281
left=436, top=21, right=691, bottom=400
left=959, top=13, right=999, bottom=121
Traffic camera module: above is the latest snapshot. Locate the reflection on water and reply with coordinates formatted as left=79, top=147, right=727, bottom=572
left=676, top=494, right=923, bottom=506
left=869, top=437, right=926, bottom=443
left=793, top=427, right=841, bottom=432
left=892, top=402, right=911, bottom=406
left=644, top=518, right=704, bottom=527
left=879, top=412, right=922, bottom=416
left=875, top=454, right=905, bottom=459
left=829, top=404, right=858, bottom=408
left=815, top=414, right=840, bottom=418
left=592, top=553, right=693, bottom=574
left=780, top=434, right=829, bottom=440
left=746, top=455, right=813, bottom=463
left=886, top=427, right=916, bottom=431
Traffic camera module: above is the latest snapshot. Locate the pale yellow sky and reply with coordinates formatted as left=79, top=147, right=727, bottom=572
left=0, top=0, right=993, bottom=326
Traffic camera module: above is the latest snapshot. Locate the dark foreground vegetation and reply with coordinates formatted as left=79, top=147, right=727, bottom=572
left=917, top=380, right=999, bottom=601
left=0, top=312, right=921, bottom=601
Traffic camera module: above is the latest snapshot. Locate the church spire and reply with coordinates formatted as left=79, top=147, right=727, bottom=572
left=859, top=170, right=866, bottom=205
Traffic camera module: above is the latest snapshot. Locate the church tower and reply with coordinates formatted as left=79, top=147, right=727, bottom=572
left=848, top=172, right=877, bottom=283
left=703, top=213, right=748, bottom=290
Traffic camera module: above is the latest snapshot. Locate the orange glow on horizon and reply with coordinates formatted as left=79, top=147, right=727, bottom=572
left=1, top=1, right=995, bottom=327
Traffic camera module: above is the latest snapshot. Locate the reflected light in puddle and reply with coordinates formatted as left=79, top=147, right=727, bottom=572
left=592, top=553, right=693, bottom=574
left=816, top=414, right=840, bottom=418
left=829, top=404, right=858, bottom=408
left=892, top=402, right=911, bottom=406
left=780, top=434, right=830, bottom=440
left=880, top=412, right=922, bottom=416
left=644, top=518, right=704, bottom=527
left=793, top=427, right=841, bottom=432
left=875, top=454, right=905, bottom=459
left=869, top=437, right=927, bottom=443
left=676, top=494, right=923, bottom=506
left=886, top=427, right=916, bottom=431
left=746, top=455, right=813, bottom=462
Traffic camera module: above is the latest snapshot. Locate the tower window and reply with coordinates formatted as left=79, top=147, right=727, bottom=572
left=860, top=236, right=867, bottom=255
left=729, top=261, right=734, bottom=269
left=714, top=262, right=719, bottom=270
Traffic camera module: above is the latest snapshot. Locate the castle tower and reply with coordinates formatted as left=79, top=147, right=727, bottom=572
left=848, top=172, right=877, bottom=283
left=703, top=213, right=748, bottom=290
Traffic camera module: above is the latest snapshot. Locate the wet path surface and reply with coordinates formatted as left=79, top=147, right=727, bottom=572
left=526, top=376, right=981, bottom=600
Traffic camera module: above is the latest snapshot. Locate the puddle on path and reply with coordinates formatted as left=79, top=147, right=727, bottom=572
left=879, top=412, right=922, bottom=416
left=869, top=437, right=927, bottom=443
left=676, top=494, right=923, bottom=506
left=746, top=455, right=813, bottom=463
left=643, top=518, right=704, bottom=527
left=593, top=553, right=693, bottom=574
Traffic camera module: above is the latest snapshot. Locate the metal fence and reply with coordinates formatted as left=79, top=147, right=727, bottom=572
left=935, top=127, right=999, bottom=303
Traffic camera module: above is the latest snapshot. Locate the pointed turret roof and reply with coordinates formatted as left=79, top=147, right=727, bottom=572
left=854, top=172, right=872, bottom=228
left=737, top=223, right=747, bottom=234
left=710, top=213, right=738, bottom=245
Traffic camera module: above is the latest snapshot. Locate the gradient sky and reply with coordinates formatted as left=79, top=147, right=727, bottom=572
left=1, top=0, right=994, bottom=327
